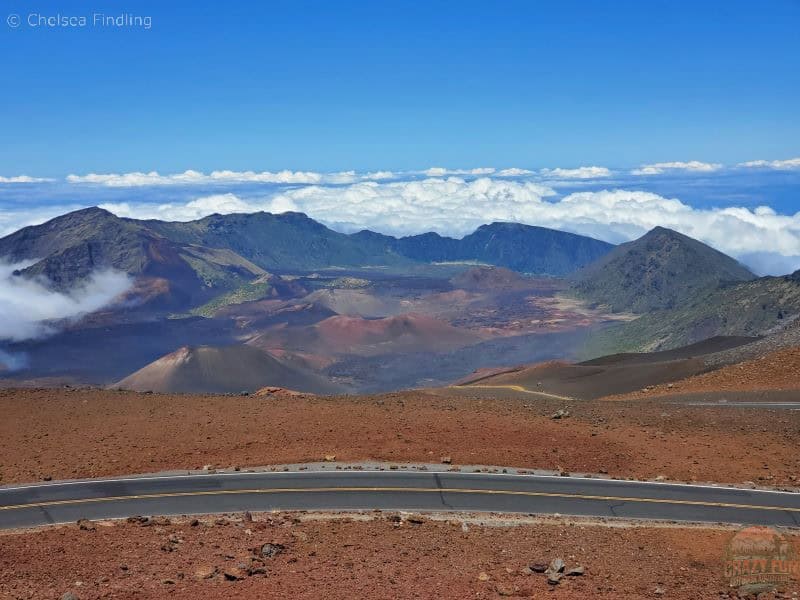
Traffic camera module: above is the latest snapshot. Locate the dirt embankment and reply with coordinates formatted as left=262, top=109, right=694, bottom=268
left=3, top=513, right=795, bottom=599
left=0, top=387, right=798, bottom=486
left=606, top=346, right=800, bottom=400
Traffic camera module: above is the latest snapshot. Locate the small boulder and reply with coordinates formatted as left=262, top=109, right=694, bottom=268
left=260, top=542, right=286, bottom=558
left=547, top=571, right=563, bottom=585
left=77, top=519, right=95, bottom=531
left=530, top=563, right=548, bottom=573
left=194, top=565, right=217, bottom=579
left=223, top=568, right=245, bottom=581
left=477, top=572, right=491, bottom=581
left=566, top=565, right=585, bottom=576
left=547, top=558, right=565, bottom=574
left=61, top=593, right=79, bottom=600
left=550, top=409, right=570, bottom=420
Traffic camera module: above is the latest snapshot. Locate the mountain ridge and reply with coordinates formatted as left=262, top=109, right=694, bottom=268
left=571, top=226, right=755, bottom=313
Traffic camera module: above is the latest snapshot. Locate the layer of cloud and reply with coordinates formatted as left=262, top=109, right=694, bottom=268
left=0, top=262, right=132, bottom=342
left=0, top=175, right=53, bottom=183
left=540, top=166, right=612, bottom=179
left=421, top=167, right=496, bottom=177
left=66, top=169, right=399, bottom=187
left=738, top=158, right=800, bottom=170
left=496, top=168, right=534, bottom=177
left=88, top=178, right=800, bottom=274
left=632, top=161, right=723, bottom=175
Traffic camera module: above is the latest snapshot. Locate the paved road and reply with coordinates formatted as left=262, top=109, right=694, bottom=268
left=2, top=470, right=799, bottom=529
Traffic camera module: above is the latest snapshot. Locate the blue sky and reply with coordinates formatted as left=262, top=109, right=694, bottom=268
left=1, top=0, right=799, bottom=174
left=0, top=1, right=799, bottom=275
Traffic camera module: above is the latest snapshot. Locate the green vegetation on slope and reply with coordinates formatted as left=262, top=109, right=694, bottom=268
left=571, top=226, right=754, bottom=313
left=579, top=271, right=800, bottom=358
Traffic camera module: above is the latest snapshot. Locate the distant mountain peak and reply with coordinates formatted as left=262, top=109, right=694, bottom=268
left=572, top=226, right=755, bottom=313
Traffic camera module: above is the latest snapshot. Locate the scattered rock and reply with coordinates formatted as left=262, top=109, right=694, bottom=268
left=441, top=456, right=452, bottom=464
left=161, top=579, right=175, bottom=585
left=495, top=583, right=517, bottom=596
left=323, top=454, right=336, bottom=462
left=547, top=571, right=563, bottom=585
left=547, top=558, right=565, bottom=574
left=530, top=563, right=548, bottom=573
left=550, top=409, right=570, bottom=420
left=260, top=542, right=286, bottom=558
left=189, top=518, right=200, bottom=527
left=223, top=567, right=245, bottom=581
left=406, top=515, right=425, bottom=525
left=61, top=593, right=79, bottom=600
left=654, top=585, right=665, bottom=595
left=77, top=519, right=95, bottom=531
left=477, top=571, right=491, bottom=581
left=126, top=516, right=149, bottom=525
left=566, top=565, right=585, bottom=576
left=247, top=563, right=267, bottom=576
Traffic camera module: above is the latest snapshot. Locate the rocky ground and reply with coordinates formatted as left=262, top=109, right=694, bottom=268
left=2, top=512, right=797, bottom=599
left=1, top=387, right=799, bottom=487
left=608, top=346, right=800, bottom=400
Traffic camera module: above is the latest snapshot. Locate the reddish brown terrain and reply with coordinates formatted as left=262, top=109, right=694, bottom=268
left=3, top=513, right=796, bottom=600
left=606, top=346, right=800, bottom=400
left=1, top=387, right=798, bottom=486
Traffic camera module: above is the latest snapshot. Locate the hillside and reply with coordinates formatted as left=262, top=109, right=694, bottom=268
left=571, top=226, right=754, bottom=313
left=395, top=222, right=614, bottom=275
left=0, top=207, right=266, bottom=306
left=114, top=344, right=340, bottom=394
left=0, top=208, right=615, bottom=312
left=581, top=270, right=800, bottom=357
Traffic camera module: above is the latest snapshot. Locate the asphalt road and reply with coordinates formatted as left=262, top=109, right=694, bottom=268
left=2, top=470, right=799, bottom=529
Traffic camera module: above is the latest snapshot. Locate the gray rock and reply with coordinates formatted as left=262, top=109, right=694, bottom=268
left=260, top=542, right=286, bottom=558
left=548, top=558, right=566, bottom=574
left=61, top=594, right=79, bottom=600
left=547, top=571, right=563, bottom=585
left=566, top=565, right=585, bottom=576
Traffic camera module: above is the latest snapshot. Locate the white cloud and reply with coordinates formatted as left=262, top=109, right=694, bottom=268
left=0, top=262, right=132, bottom=341
left=632, top=161, right=723, bottom=175
left=66, top=169, right=325, bottom=186
left=738, top=158, right=800, bottom=170
left=64, top=169, right=402, bottom=187
left=0, top=175, right=53, bottom=183
left=496, top=168, right=534, bottom=177
left=422, top=167, right=496, bottom=177
left=540, top=166, right=612, bottom=179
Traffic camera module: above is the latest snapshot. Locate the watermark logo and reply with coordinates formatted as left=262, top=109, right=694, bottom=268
left=724, top=526, right=800, bottom=593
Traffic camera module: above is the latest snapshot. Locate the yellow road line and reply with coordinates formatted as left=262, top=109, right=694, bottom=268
left=1, top=487, right=798, bottom=513
left=449, top=384, right=572, bottom=401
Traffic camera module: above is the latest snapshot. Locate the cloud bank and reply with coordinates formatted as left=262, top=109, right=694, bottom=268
left=0, top=175, right=53, bottom=183
left=632, top=161, right=723, bottom=175
left=738, top=158, right=800, bottom=170
left=0, top=263, right=132, bottom=342
left=65, top=169, right=399, bottom=187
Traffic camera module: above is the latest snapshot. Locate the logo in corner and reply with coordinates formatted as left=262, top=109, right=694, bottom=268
left=724, top=526, right=800, bottom=592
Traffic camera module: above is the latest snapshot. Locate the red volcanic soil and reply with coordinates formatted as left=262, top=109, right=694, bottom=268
left=314, top=313, right=487, bottom=352
left=607, top=346, right=800, bottom=400
left=1, top=387, right=799, bottom=486
left=253, top=313, right=488, bottom=357
left=113, top=345, right=341, bottom=395
left=3, top=513, right=786, bottom=600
